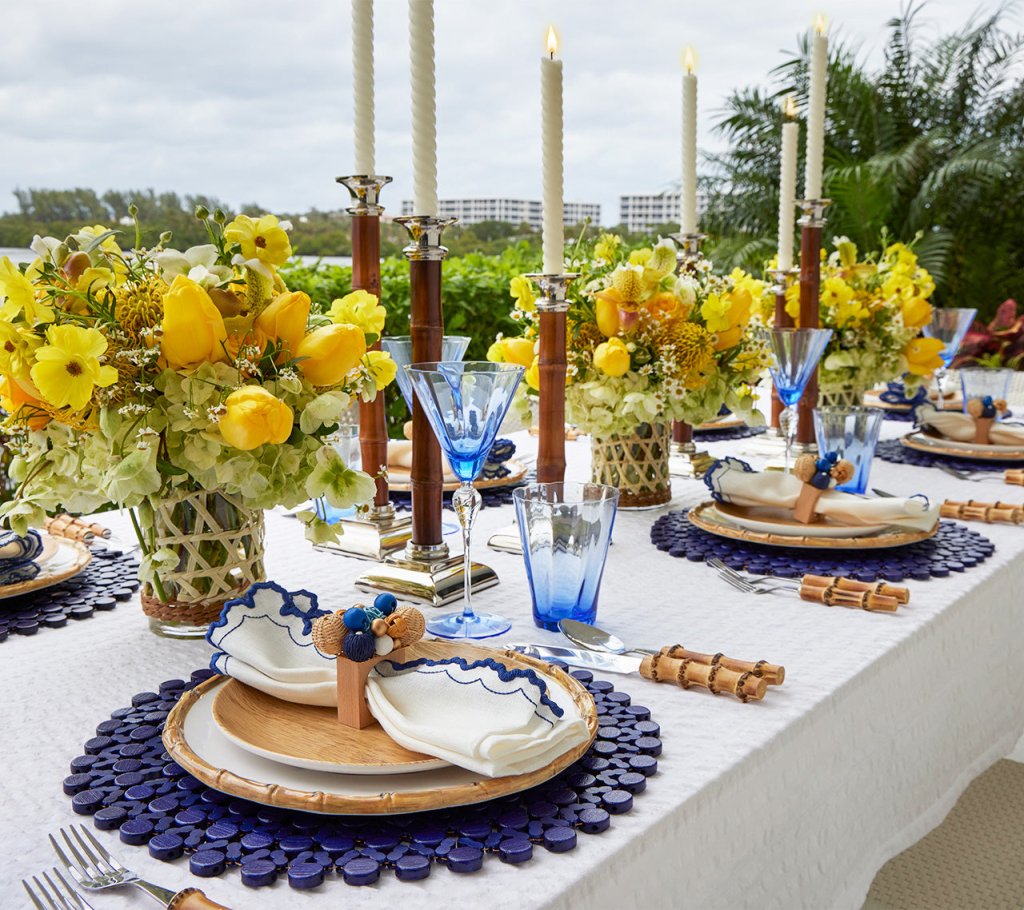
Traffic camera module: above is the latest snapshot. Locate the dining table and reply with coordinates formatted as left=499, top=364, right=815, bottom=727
left=3, top=415, right=1023, bottom=910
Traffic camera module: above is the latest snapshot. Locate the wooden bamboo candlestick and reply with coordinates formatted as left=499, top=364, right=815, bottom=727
left=526, top=273, right=579, bottom=485
left=640, top=651, right=767, bottom=702
left=660, top=645, right=785, bottom=686
left=338, top=175, right=393, bottom=515
left=796, top=199, right=830, bottom=445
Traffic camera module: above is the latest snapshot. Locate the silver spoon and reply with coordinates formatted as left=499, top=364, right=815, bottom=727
left=557, top=619, right=656, bottom=657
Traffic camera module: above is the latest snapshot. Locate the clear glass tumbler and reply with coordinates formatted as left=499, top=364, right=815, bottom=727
left=513, top=482, right=618, bottom=631
left=960, top=367, right=1012, bottom=416
left=812, top=406, right=884, bottom=495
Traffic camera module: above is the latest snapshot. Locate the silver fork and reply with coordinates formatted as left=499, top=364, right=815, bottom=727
left=51, top=823, right=227, bottom=907
left=23, top=868, right=94, bottom=910
left=709, top=558, right=793, bottom=595
left=936, top=463, right=1004, bottom=482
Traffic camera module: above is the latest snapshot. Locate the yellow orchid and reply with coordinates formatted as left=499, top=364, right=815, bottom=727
left=702, top=288, right=752, bottom=351
left=363, top=350, right=397, bottom=389
left=0, top=256, right=53, bottom=325
left=901, top=297, right=932, bottom=330
left=328, top=289, right=386, bottom=335
left=881, top=272, right=914, bottom=301
left=831, top=293, right=871, bottom=328
left=903, top=337, right=946, bottom=376
left=74, top=225, right=121, bottom=255
left=784, top=282, right=801, bottom=322
left=29, top=324, right=118, bottom=411
left=628, top=249, right=652, bottom=267
left=834, top=236, right=859, bottom=269
left=594, top=233, right=622, bottom=263
left=509, top=276, right=536, bottom=312
left=0, top=321, right=41, bottom=381
left=821, top=276, right=854, bottom=309
left=224, top=214, right=292, bottom=269
left=610, top=265, right=644, bottom=302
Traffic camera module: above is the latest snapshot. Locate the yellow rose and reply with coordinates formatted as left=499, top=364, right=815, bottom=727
left=364, top=350, right=397, bottom=390
left=296, top=324, right=367, bottom=386
left=161, top=275, right=228, bottom=369
left=593, top=337, right=631, bottom=377
left=328, top=289, right=386, bottom=335
left=901, top=297, right=932, bottom=330
left=595, top=294, right=621, bottom=337
left=903, top=337, right=946, bottom=376
left=509, top=276, right=536, bottom=313
left=525, top=356, right=540, bottom=391
left=218, top=386, right=294, bottom=451
left=255, top=291, right=311, bottom=360
left=497, top=337, right=535, bottom=369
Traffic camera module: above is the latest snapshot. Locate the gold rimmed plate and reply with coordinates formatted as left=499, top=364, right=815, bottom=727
left=696, top=415, right=746, bottom=431
left=900, top=432, right=1024, bottom=462
left=387, top=458, right=528, bottom=493
left=163, top=640, right=598, bottom=815
left=0, top=535, right=92, bottom=601
left=688, top=500, right=937, bottom=550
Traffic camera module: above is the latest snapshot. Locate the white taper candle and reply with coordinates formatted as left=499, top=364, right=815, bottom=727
left=777, top=97, right=799, bottom=272
left=680, top=47, right=698, bottom=234
left=541, top=26, right=564, bottom=275
left=352, top=0, right=374, bottom=175
left=803, top=16, right=828, bottom=201
left=409, top=0, right=438, bottom=216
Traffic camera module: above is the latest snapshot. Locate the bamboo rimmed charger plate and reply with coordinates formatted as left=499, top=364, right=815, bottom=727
left=688, top=500, right=937, bottom=549
left=697, top=415, right=746, bottom=431
left=163, top=640, right=598, bottom=815
left=900, top=432, right=1024, bottom=462
left=0, top=535, right=92, bottom=601
left=387, top=458, right=529, bottom=493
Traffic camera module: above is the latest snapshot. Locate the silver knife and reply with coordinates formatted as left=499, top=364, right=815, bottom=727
left=505, top=643, right=640, bottom=675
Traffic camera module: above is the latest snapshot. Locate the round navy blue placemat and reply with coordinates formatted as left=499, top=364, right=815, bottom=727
left=0, top=548, right=139, bottom=642
left=881, top=410, right=916, bottom=423
left=650, top=511, right=994, bottom=581
left=63, top=665, right=659, bottom=890
left=693, top=425, right=767, bottom=442
left=875, top=438, right=1020, bottom=473
left=391, top=473, right=535, bottom=513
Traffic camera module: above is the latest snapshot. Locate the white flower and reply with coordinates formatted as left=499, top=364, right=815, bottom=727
left=156, top=245, right=232, bottom=287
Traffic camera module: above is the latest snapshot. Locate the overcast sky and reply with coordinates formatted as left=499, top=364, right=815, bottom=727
left=0, top=1, right=1011, bottom=226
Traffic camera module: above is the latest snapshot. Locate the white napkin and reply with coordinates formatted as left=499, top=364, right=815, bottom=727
left=0, top=529, right=43, bottom=585
left=387, top=440, right=457, bottom=482
left=207, top=583, right=590, bottom=777
left=915, top=403, right=1024, bottom=446
left=206, top=582, right=337, bottom=706
left=366, top=656, right=590, bottom=778
left=705, top=458, right=939, bottom=531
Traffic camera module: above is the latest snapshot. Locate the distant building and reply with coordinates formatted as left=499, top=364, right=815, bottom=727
left=618, top=190, right=708, bottom=233
left=399, top=198, right=600, bottom=230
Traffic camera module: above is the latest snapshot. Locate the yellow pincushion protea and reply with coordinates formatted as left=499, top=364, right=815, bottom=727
left=658, top=320, right=715, bottom=389
left=114, top=277, right=166, bottom=341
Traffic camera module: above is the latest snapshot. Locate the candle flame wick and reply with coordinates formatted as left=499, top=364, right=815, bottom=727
left=546, top=25, right=558, bottom=58
left=783, top=94, right=798, bottom=119
left=682, top=45, right=697, bottom=74
left=814, top=13, right=828, bottom=35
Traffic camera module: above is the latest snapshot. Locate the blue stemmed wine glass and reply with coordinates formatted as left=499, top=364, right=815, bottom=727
left=762, top=327, right=833, bottom=474
left=406, top=361, right=524, bottom=638
left=922, top=308, right=977, bottom=410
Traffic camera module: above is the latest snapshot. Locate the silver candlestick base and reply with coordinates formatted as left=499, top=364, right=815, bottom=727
left=523, top=272, right=581, bottom=312
left=767, top=266, right=800, bottom=297
left=487, top=522, right=523, bottom=555
left=393, top=214, right=458, bottom=260
left=336, top=175, right=393, bottom=215
left=797, top=198, right=832, bottom=229
left=669, top=231, right=707, bottom=274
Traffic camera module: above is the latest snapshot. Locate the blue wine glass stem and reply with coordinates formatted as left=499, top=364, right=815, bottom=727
left=782, top=404, right=797, bottom=475
left=452, top=482, right=482, bottom=625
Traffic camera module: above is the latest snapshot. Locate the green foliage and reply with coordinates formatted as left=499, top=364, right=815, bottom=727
left=703, top=5, right=1024, bottom=319
left=281, top=244, right=538, bottom=434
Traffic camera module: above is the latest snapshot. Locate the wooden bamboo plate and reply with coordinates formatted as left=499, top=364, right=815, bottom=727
left=0, top=535, right=91, bottom=601
left=688, top=500, right=937, bottom=550
left=387, top=458, right=528, bottom=493
left=697, top=415, right=746, bottom=431
left=163, top=641, right=598, bottom=815
left=900, top=432, right=1024, bottom=462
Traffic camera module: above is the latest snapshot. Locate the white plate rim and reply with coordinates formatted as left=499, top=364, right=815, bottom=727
left=903, top=431, right=1024, bottom=459
left=0, top=535, right=92, bottom=601
left=711, top=503, right=887, bottom=538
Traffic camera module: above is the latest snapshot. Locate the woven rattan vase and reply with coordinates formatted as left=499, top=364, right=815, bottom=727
left=819, top=384, right=867, bottom=408
left=590, top=422, right=671, bottom=510
left=141, top=490, right=266, bottom=639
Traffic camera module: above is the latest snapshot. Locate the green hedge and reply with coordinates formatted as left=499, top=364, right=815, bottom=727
left=280, top=243, right=538, bottom=435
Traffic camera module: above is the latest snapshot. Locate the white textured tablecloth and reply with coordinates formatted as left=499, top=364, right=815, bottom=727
left=2, top=422, right=1023, bottom=910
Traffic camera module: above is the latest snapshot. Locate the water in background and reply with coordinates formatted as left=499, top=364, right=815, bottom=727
left=0, top=248, right=351, bottom=268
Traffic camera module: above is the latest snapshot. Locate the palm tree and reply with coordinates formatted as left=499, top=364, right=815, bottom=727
left=704, top=4, right=1024, bottom=317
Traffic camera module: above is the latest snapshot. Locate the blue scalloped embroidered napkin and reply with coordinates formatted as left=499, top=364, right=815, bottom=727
left=366, top=656, right=589, bottom=777
left=0, top=529, right=44, bottom=586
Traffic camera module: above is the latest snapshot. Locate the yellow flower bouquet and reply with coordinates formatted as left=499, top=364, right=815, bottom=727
left=781, top=237, right=945, bottom=397
left=491, top=235, right=768, bottom=438
left=0, top=209, right=395, bottom=631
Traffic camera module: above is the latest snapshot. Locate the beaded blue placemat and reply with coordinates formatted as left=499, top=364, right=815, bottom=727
left=62, top=665, right=659, bottom=890
left=693, top=425, right=767, bottom=442
left=0, top=548, right=139, bottom=642
left=650, top=511, right=994, bottom=581
left=391, top=473, right=535, bottom=513
left=875, top=438, right=1020, bottom=473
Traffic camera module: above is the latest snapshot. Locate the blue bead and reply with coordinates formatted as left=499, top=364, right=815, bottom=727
left=342, top=630, right=376, bottom=662
left=342, top=856, right=380, bottom=886
left=316, top=833, right=355, bottom=854
left=71, top=789, right=105, bottom=815
left=279, top=835, right=314, bottom=855
left=63, top=773, right=94, bottom=795
left=240, top=859, right=277, bottom=888
left=119, top=818, right=154, bottom=845
left=543, top=826, right=577, bottom=853
left=373, top=592, right=398, bottom=615
left=602, top=790, right=634, bottom=814
left=190, top=849, right=226, bottom=877
left=287, top=861, right=324, bottom=890
left=499, top=838, right=533, bottom=864
left=342, top=607, right=369, bottom=632
left=148, top=833, right=184, bottom=861
left=395, top=853, right=431, bottom=881
left=207, top=821, right=238, bottom=841
left=446, top=846, right=483, bottom=873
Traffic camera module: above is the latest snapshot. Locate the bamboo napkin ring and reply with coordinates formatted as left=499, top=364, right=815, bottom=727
left=1005, top=470, right=1024, bottom=486
left=43, top=514, right=109, bottom=543
left=792, top=453, right=855, bottom=524
left=939, top=499, right=1023, bottom=525
left=800, top=582, right=898, bottom=612
left=660, top=645, right=785, bottom=686
left=640, top=651, right=768, bottom=702
left=966, top=396, right=1007, bottom=444
left=802, top=574, right=910, bottom=604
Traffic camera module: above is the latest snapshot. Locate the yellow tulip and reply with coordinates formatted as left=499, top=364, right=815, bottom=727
left=593, top=337, right=631, bottom=377
left=218, top=386, right=294, bottom=451
left=160, top=275, right=228, bottom=369
left=295, top=324, right=367, bottom=386
left=525, top=356, right=541, bottom=391
left=903, top=337, right=946, bottom=376
left=255, top=291, right=311, bottom=360
left=498, top=337, right=535, bottom=369
left=901, top=297, right=932, bottom=330
left=595, top=295, right=621, bottom=337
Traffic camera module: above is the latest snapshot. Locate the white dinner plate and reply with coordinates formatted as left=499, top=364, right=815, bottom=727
left=0, top=535, right=92, bottom=601
left=901, top=431, right=1024, bottom=461
left=712, top=502, right=887, bottom=538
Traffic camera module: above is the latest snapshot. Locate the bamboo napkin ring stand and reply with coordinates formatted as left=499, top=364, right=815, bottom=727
left=791, top=453, right=855, bottom=524
left=966, top=397, right=1007, bottom=444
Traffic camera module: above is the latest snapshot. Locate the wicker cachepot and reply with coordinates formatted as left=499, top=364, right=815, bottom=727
left=818, top=385, right=868, bottom=409
left=140, top=489, right=265, bottom=639
left=591, top=422, right=671, bottom=510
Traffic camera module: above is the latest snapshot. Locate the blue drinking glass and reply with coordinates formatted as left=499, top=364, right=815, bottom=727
left=762, top=327, right=833, bottom=473
left=960, top=367, right=1012, bottom=416
left=406, top=362, right=524, bottom=639
left=513, top=483, right=618, bottom=631
left=381, top=335, right=471, bottom=411
left=812, top=406, right=884, bottom=494
left=922, top=308, right=977, bottom=408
